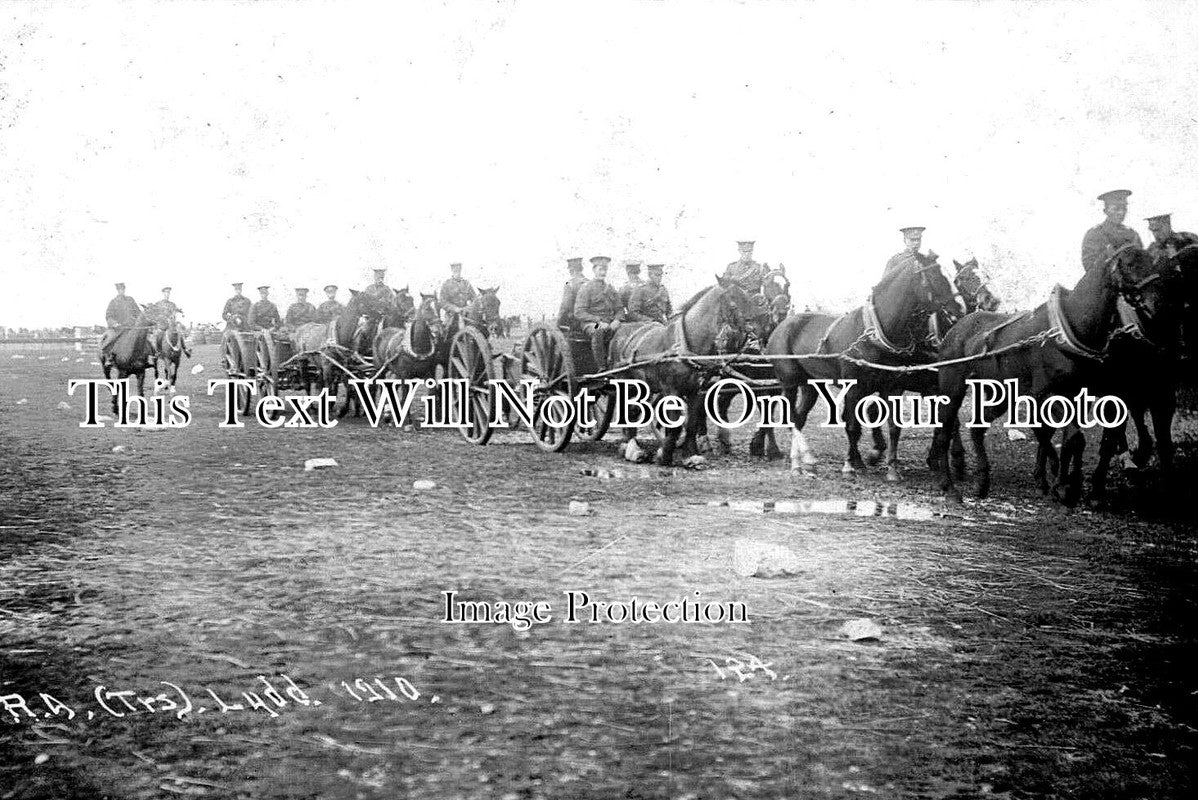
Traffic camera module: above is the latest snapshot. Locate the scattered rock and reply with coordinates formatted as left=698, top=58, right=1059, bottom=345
left=34, top=753, right=49, bottom=766
left=732, top=539, right=803, bottom=578
left=840, top=618, right=883, bottom=642
left=90, top=361, right=101, bottom=366
left=16, top=398, right=28, bottom=405
left=412, top=479, right=437, bottom=490
left=10, top=354, right=25, bottom=360
left=623, top=439, right=648, bottom=463
left=681, top=455, right=708, bottom=470
left=304, top=458, right=338, bottom=471
left=112, top=445, right=130, bottom=454
left=190, top=364, right=205, bottom=375
left=56, top=401, right=71, bottom=410
left=580, top=468, right=621, bottom=480
left=1006, top=429, right=1028, bottom=442
left=568, top=500, right=591, bottom=516
left=37, top=356, right=47, bottom=361
left=60, top=356, right=70, bottom=362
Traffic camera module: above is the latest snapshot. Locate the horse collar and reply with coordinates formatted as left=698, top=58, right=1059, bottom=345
left=1045, top=285, right=1105, bottom=360
left=862, top=296, right=917, bottom=356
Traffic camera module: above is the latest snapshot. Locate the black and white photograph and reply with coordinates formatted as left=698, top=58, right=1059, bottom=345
left=2, top=1, right=1197, bottom=798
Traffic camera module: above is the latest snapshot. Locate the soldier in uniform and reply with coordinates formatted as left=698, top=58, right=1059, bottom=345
left=248, top=286, right=281, bottom=331
left=222, top=283, right=252, bottom=331
left=364, top=268, right=397, bottom=305
left=100, top=282, right=141, bottom=357
left=883, top=227, right=939, bottom=279
left=317, top=284, right=344, bottom=323
left=618, top=262, right=644, bottom=309
left=1081, top=190, right=1144, bottom=274
left=556, top=257, right=587, bottom=329
left=722, top=240, right=767, bottom=293
left=574, top=256, right=623, bottom=369
left=285, top=288, right=318, bottom=328
left=439, top=262, right=478, bottom=324
left=147, top=287, right=187, bottom=359
left=1145, top=213, right=1198, bottom=264
left=626, top=264, right=672, bottom=324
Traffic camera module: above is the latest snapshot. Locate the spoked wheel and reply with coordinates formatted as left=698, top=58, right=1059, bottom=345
left=448, top=327, right=496, bottom=445
left=255, top=335, right=282, bottom=420
left=522, top=323, right=575, bottom=453
left=222, top=333, right=255, bottom=415
left=574, top=386, right=615, bottom=442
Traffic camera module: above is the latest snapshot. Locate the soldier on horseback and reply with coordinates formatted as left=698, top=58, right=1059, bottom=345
left=625, top=264, right=672, bottom=324
left=1081, top=190, right=1143, bottom=274
left=722, top=240, right=766, bottom=293
left=285, top=288, right=318, bottom=327
left=100, top=282, right=140, bottom=359
left=1145, top=212, right=1198, bottom=363
left=148, top=287, right=190, bottom=359
left=884, top=227, right=939, bottom=279
left=556, top=257, right=587, bottom=329
left=574, top=256, right=623, bottom=370
left=248, top=286, right=281, bottom=330
left=364, top=269, right=396, bottom=305
left=317, top=284, right=344, bottom=323
left=222, top=283, right=252, bottom=331
left=439, top=262, right=478, bottom=326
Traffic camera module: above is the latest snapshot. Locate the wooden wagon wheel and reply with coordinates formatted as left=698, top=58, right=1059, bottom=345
left=574, top=385, right=615, bottom=442
left=522, top=323, right=575, bottom=453
left=221, top=333, right=255, bottom=416
left=254, top=333, right=284, bottom=420
left=447, top=327, right=496, bottom=445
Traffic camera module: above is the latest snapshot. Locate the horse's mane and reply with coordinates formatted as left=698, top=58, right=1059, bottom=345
left=672, top=285, right=712, bottom=319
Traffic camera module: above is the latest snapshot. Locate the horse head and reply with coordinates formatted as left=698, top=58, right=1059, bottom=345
left=710, top=275, right=770, bottom=353
left=467, top=287, right=502, bottom=336
left=393, top=286, right=416, bottom=322
left=1111, top=244, right=1188, bottom=347
left=953, top=258, right=1001, bottom=313
left=874, top=256, right=964, bottom=349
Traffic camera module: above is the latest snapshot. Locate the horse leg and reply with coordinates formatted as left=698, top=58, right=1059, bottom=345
left=715, top=391, right=734, bottom=455
left=1033, top=426, right=1056, bottom=495
left=935, top=376, right=969, bottom=502
left=949, top=429, right=967, bottom=481
left=655, top=421, right=682, bottom=466
left=971, top=425, right=991, bottom=499
left=865, top=424, right=886, bottom=467
left=1053, top=423, right=1085, bottom=507
left=1090, top=424, right=1122, bottom=500
left=1149, top=391, right=1176, bottom=480
left=788, top=384, right=819, bottom=475
left=1130, top=401, right=1155, bottom=469
left=763, top=426, right=783, bottom=461
left=884, top=420, right=902, bottom=482
left=841, top=385, right=868, bottom=474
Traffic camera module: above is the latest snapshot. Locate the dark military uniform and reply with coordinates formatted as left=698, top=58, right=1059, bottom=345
left=364, top=282, right=396, bottom=305
left=575, top=278, right=623, bottom=369
left=439, top=277, right=477, bottom=314
left=883, top=250, right=938, bottom=280
left=222, top=295, right=252, bottom=330
left=1147, top=231, right=1198, bottom=264
left=248, top=300, right=281, bottom=330
left=619, top=277, right=644, bottom=309
left=626, top=283, right=672, bottom=324
left=285, top=301, right=318, bottom=327
left=1081, top=220, right=1144, bottom=273
left=317, top=299, right=344, bottom=323
left=722, top=258, right=765, bottom=293
left=557, top=275, right=588, bottom=329
left=101, top=294, right=141, bottom=355
left=148, top=299, right=181, bottom=329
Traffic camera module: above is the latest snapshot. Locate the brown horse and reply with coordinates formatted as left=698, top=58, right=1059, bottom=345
left=765, top=258, right=964, bottom=480
left=371, top=293, right=445, bottom=425
left=1090, top=243, right=1196, bottom=496
left=952, top=258, right=1001, bottom=313
left=100, top=307, right=154, bottom=413
left=152, top=323, right=188, bottom=393
left=931, top=244, right=1158, bottom=505
left=288, top=290, right=382, bottom=417
left=609, top=277, right=764, bottom=465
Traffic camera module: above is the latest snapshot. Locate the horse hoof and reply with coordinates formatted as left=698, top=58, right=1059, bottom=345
left=791, top=465, right=817, bottom=478
left=766, top=449, right=784, bottom=462
left=841, top=461, right=856, bottom=475
left=945, top=490, right=963, bottom=505
left=864, top=449, right=883, bottom=467
left=885, top=468, right=901, bottom=483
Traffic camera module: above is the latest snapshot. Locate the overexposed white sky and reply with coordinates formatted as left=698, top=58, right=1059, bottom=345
left=2, top=0, right=1196, bottom=327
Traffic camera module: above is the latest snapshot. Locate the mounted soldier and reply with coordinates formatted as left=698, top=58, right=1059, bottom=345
left=364, top=268, right=396, bottom=305
left=722, top=240, right=766, bottom=294
left=1081, top=190, right=1143, bottom=274
left=147, top=287, right=188, bottom=360
left=222, top=282, right=252, bottom=331
left=1145, top=213, right=1198, bottom=264
left=439, top=262, right=478, bottom=325
left=248, top=285, right=281, bottom=331
left=284, top=288, right=318, bottom=328
left=1145, top=213, right=1198, bottom=363
left=100, top=282, right=141, bottom=358
left=556, top=257, right=587, bottom=329
left=625, top=264, right=672, bottom=324
left=618, top=262, right=644, bottom=310
left=884, top=227, right=939, bottom=279
left=317, top=284, right=344, bottom=323
left=573, top=256, right=623, bottom=369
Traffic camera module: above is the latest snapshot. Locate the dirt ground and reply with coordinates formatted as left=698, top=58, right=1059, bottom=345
left=2, top=342, right=1197, bottom=800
